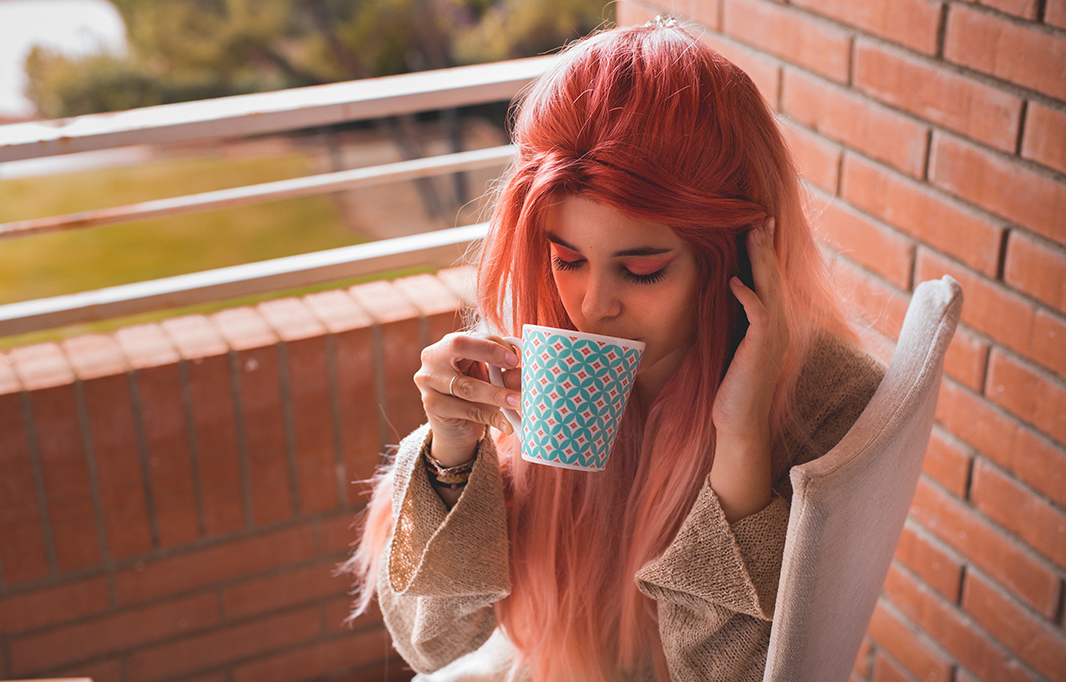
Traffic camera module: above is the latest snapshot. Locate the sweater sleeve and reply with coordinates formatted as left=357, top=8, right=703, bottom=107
left=635, top=336, right=885, bottom=681
left=378, top=424, right=512, bottom=673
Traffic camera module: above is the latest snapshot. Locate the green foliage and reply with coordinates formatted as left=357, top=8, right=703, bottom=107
left=22, top=0, right=614, bottom=117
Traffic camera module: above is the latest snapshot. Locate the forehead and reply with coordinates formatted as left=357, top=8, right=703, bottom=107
left=544, top=195, right=683, bottom=251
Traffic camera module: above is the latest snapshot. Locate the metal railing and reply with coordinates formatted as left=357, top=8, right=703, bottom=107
left=0, top=56, right=554, bottom=336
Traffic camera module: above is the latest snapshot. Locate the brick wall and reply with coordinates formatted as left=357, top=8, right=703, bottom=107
left=618, top=0, right=1066, bottom=680
left=0, top=267, right=474, bottom=681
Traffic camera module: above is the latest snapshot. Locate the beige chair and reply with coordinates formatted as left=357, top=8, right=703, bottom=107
left=763, top=275, right=963, bottom=682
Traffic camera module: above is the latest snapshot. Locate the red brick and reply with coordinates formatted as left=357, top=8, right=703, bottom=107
left=618, top=0, right=721, bottom=31
left=868, top=603, right=953, bottom=682
left=163, top=317, right=245, bottom=536
left=115, top=324, right=180, bottom=370
left=813, top=197, right=915, bottom=290
left=9, top=342, right=75, bottom=390
left=883, top=564, right=1039, bottom=682
left=942, top=326, right=990, bottom=392
left=212, top=308, right=292, bottom=526
left=937, top=379, right=1066, bottom=508
left=931, top=133, right=1066, bottom=248
left=436, top=266, right=477, bottom=309
left=832, top=255, right=911, bottom=340
left=0, top=349, right=19, bottom=394
left=945, top=4, right=1066, bottom=101
left=962, top=571, right=1066, bottom=679
left=923, top=428, right=973, bottom=498
left=326, top=593, right=384, bottom=634
left=986, top=350, right=1066, bottom=443
left=232, top=626, right=393, bottom=682
left=723, top=0, right=851, bottom=82
left=971, top=458, right=1066, bottom=568
left=783, top=69, right=929, bottom=178
left=1048, top=0, right=1066, bottom=29
left=781, top=120, right=841, bottom=194
left=126, top=605, right=321, bottom=682
left=395, top=273, right=463, bottom=345
left=349, top=280, right=425, bottom=444
left=1004, top=231, right=1066, bottom=316
left=916, top=249, right=1066, bottom=378
left=1022, top=102, right=1066, bottom=175
left=305, top=292, right=380, bottom=500
left=52, top=658, right=121, bottom=682
left=841, top=154, right=1004, bottom=277
left=0, top=390, right=49, bottom=584
left=27, top=384, right=101, bottom=573
left=857, top=39, right=1022, bottom=154
left=910, top=476, right=1061, bottom=616
left=871, top=652, right=918, bottom=682
left=965, top=0, right=1039, bottom=20
left=798, top=0, right=943, bottom=54
left=260, top=299, right=338, bottom=515
left=855, top=637, right=873, bottom=678
left=130, top=362, right=199, bottom=548
left=10, top=593, right=219, bottom=675
left=222, top=558, right=349, bottom=619
left=319, top=512, right=357, bottom=556
left=78, top=371, right=153, bottom=558
left=61, top=334, right=127, bottom=380
left=0, top=575, right=109, bottom=636
left=894, top=523, right=964, bottom=601
left=161, top=315, right=229, bottom=360
left=698, top=31, right=782, bottom=106
left=114, top=524, right=315, bottom=605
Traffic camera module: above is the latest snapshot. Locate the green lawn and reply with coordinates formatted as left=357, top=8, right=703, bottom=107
left=0, top=149, right=392, bottom=349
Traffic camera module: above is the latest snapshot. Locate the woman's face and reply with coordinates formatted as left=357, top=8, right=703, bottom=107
left=544, top=195, right=701, bottom=397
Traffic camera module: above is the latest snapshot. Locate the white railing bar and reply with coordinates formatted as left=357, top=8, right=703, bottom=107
left=0, top=146, right=514, bottom=240
left=0, top=223, right=489, bottom=337
left=0, top=57, right=552, bottom=163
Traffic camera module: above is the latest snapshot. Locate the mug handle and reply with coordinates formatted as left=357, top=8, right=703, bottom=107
left=486, top=336, right=522, bottom=433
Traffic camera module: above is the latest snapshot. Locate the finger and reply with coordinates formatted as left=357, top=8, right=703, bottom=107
left=444, top=333, right=520, bottom=371
left=424, top=391, right=515, bottom=435
left=446, top=371, right=520, bottom=411
left=746, top=218, right=780, bottom=304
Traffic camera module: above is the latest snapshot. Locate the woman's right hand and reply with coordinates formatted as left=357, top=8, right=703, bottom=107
left=414, top=332, right=522, bottom=467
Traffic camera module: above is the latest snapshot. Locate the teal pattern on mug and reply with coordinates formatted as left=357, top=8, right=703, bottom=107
left=521, top=326, right=643, bottom=471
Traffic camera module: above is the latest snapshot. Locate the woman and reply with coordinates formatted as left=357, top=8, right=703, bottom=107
left=349, top=20, right=884, bottom=682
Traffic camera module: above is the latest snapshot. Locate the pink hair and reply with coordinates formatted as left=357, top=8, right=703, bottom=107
left=350, top=23, right=853, bottom=681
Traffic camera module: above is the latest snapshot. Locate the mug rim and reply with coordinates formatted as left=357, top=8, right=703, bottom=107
left=521, top=324, right=646, bottom=352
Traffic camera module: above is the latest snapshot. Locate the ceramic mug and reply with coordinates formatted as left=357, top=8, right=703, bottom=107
left=488, top=324, right=644, bottom=471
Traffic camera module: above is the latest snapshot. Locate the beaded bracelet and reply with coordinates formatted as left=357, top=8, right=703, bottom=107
left=421, top=437, right=475, bottom=490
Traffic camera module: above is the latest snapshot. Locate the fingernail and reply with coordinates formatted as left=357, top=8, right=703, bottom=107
left=505, top=351, right=519, bottom=367
left=753, top=229, right=762, bottom=246
left=498, top=416, right=513, bottom=434
left=766, top=218, right=776, bottom=238
left=507, top=393, right=519, bottom=408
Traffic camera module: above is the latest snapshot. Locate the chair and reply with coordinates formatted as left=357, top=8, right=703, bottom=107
left=762, top=275, right=963, bottom=682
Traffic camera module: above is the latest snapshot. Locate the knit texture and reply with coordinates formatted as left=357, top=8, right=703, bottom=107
left=377, top=334, right=884, bottom=680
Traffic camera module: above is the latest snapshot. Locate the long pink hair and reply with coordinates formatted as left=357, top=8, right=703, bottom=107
left=351, top=23, right=853, bottom=681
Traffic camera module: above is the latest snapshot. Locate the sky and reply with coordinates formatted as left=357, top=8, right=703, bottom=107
left=0, top=0, right=126, bottom=118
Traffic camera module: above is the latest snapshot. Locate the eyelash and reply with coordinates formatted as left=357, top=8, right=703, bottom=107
left=551, top=255, right=667, bottom=285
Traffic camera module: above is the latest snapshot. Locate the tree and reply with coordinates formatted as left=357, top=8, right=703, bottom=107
left=24, top=0, right=613, bottom=118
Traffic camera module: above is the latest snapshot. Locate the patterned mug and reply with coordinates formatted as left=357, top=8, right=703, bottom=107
left=488, top=324, right=645, bottom=471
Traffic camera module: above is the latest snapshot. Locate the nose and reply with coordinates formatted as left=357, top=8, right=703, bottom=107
left=580, top=271, right=621, bottom=321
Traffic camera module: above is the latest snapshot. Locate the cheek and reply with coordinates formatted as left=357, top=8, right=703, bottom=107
left=551, top=272, right=582, bottom=318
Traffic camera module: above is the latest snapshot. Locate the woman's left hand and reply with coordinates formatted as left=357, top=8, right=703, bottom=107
left=709, top=218, right=790, bottom=523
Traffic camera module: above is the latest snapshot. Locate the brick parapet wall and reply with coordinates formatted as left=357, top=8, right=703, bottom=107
left=0, top=268, right=474, bottom=682
left=618, top=0, right=1066, bottom=680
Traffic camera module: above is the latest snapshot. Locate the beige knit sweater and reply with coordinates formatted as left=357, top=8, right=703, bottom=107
left=377, top=335, right=885, bottom=681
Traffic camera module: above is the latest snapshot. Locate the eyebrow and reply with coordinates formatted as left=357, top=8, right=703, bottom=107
left=544, top=232, right=675, bottom=258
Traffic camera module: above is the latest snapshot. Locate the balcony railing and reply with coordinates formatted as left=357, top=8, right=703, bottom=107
left=0, top=56, right=554, bottom=337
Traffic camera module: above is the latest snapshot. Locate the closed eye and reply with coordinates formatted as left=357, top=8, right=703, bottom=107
left=551, top=255, right=583, bottom=271
left=622, top=268, right=667, bottom=284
